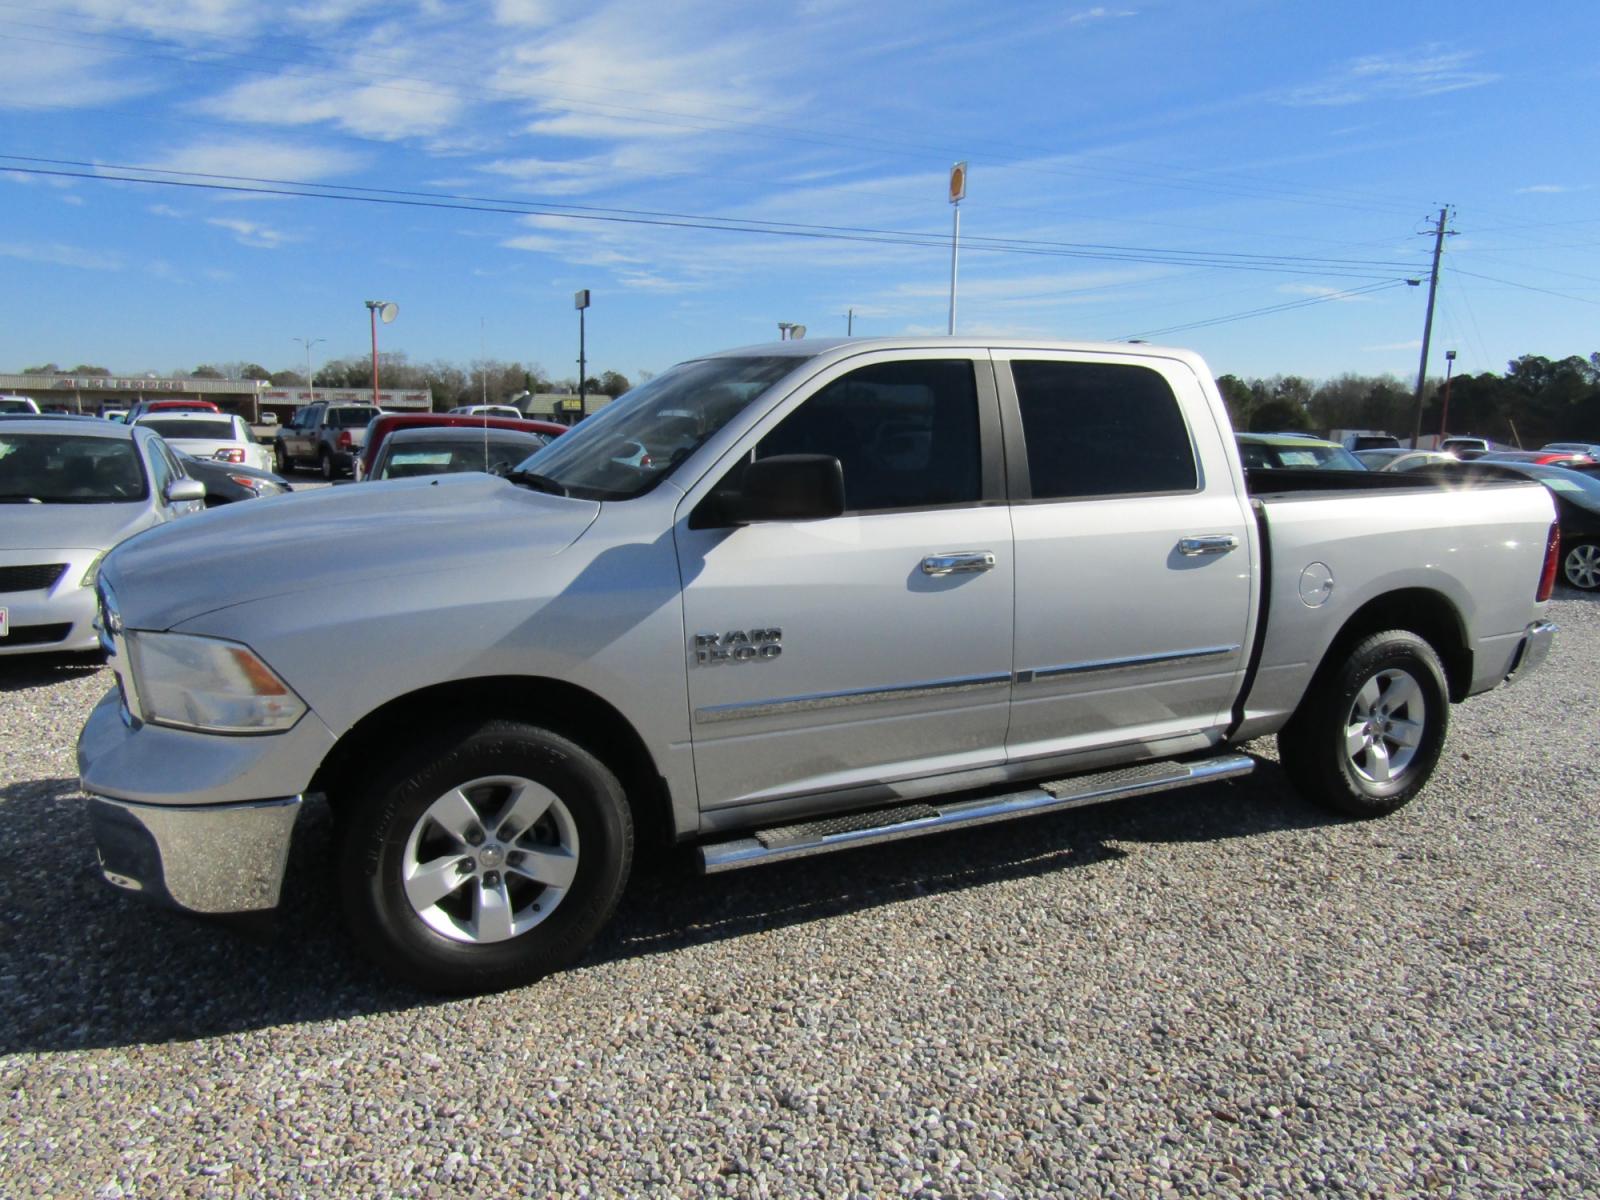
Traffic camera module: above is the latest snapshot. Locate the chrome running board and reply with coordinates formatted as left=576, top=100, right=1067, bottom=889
left=698, top=753, right=1255, bottom=874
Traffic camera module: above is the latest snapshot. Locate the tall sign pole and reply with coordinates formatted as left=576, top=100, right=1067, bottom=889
left=364, top=300, right=396, bottom=406
left=575, top=289, right=591, bottom=418
left=1409, top=206, right=1454, bottom=447
left=948, top=161, right=967, bottom=336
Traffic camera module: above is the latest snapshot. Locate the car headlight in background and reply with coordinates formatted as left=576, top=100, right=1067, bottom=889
left=124, top=632, right=306, bottom=734
left=79, top=551, right=108, bottom=587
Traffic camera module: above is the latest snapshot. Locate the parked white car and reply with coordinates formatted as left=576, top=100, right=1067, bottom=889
left=134, top=411, right=273, bottom=473
left=448, top=404, right=525, bottom=419
left=1, top=418, right=204, bottom=655
left=0, top=394, right=42, bottom=415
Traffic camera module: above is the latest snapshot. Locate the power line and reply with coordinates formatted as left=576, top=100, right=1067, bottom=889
left=0, top=156, right=1417, bottom=280
left=1118, top=280, right=1409, bottom=341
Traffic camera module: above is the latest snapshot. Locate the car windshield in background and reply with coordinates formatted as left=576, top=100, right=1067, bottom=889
left=328, top=408, right=378, bottom=428
left=513, top=355, right=801, bottom=500
left=1240, top=440, right=1366, bottom=470
left=138, top=418, right=237, bottom=440
left=0, top=433, right=148, bottom=503
left=380, top=437, right=545, bottom=479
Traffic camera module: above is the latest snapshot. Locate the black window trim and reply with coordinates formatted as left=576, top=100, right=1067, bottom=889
left=993, top=354, right=1203, bottom=504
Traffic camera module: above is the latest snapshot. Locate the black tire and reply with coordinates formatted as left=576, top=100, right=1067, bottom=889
left=1562, top=539, right=1600, bottom=590
left=339, top=720, right=633, bottom=993
left=319, top=448, right=334, bottom=481
left=274, top=441, right=291, bottom=473
left=1277, top=629, right=1449, bottom=819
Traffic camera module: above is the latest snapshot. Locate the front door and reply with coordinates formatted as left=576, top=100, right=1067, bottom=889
left=676, top=351, right=1014, bottom=814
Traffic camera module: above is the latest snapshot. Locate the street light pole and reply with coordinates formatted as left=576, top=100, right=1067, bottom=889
left=293, top=336, right=325, bottom=405
left=364, top=300, right=397, bottom=406
left=1439, top=349, right=1457, bottom=440
left=574, top=289, right=591, bottom=421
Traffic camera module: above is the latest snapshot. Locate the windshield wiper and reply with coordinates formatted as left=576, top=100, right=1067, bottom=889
left=504, top=468, right=569, bottom=497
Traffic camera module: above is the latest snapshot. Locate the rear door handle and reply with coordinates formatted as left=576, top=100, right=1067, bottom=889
left=922, top=551, right=997, bottom=576
left=1178, top=534, right=1238, bottom=556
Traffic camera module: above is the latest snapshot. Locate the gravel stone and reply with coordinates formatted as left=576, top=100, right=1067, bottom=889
left=1, top=590, right=1596, bottom=1198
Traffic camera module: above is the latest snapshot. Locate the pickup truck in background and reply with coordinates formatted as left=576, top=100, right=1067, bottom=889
left=78, top=338, right=1560, bottom=993
left=273, top=400, right=383, bottom=479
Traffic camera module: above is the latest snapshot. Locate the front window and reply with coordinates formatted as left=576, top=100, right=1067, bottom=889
left=0, top=433, right=150, bottom=503
left=513, top=356, right=800, bottom=500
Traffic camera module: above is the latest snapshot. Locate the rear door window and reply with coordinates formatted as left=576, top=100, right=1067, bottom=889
left=1009, top=360, right=1197, bottom=499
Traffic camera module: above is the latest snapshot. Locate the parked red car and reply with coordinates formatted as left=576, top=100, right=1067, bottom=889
left=1476, top=450, right=1596, bottom=468
left=355, top=412, right=567, bottom=480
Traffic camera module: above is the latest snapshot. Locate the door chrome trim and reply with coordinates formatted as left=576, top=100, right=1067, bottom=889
left=695, top=671, right=1012, bottom=724
left=1020, top=644, right=1241, bottom=682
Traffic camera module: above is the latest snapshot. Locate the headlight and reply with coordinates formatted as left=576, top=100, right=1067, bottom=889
left=80, top=551, right=108, bottom=587
left=125, top=632, right=306, bottom=734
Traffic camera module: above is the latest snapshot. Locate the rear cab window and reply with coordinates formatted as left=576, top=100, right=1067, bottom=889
left=1001, top=358, right=1199, bottom=500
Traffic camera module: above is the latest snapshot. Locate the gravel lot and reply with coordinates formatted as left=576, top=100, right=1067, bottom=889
left=2, top=590, right=1596, bottom=1198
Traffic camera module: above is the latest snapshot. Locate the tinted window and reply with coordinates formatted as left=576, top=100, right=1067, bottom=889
left=0, top=433, right=149, bottom=503
left=327, top=408, right=377, bottom=428
left=1011, top=361, right=1196, bottom=499
left=138, top=418, right=237, bottom=440
left=754, top=359, right=981, bottom=511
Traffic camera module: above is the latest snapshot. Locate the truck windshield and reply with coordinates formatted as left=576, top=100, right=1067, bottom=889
left=511, top=355, right=801, bottom=500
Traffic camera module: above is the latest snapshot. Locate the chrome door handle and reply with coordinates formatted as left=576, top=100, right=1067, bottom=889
left=922, top=551, right=997, bottom=576
left=1178, top=534, right=1239, bottom=556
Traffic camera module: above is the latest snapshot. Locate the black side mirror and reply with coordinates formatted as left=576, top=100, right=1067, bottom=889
left=703, top=454, right=845, bottom=526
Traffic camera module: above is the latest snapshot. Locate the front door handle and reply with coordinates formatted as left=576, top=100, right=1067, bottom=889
left=1178, top=534, right=1239, bottom=556
left=922, top=551, right=997, bottom=576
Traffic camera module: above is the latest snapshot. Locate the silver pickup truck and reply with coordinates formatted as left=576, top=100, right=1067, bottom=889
left=78, top=338, right=1560, bottom=993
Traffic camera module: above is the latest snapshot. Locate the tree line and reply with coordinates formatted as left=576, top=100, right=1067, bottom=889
left=20, top=355, right=640, bottom=407
left=1217, top=352, right=1600, bottom=445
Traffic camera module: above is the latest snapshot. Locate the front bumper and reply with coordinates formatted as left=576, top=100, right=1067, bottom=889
left=0, top=550, right=99, bottom=655
left=1505, top=619, right=1557, bottom=683
left=87, top=793, right=301, bottom=913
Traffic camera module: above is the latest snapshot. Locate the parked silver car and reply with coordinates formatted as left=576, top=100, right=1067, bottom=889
left=0, top=418, right=204, bottom=655
left=363, top=426, right=549, bottom=481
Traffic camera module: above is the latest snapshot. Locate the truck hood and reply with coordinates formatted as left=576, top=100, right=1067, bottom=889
left=4, top=501, right=158, bottom=552
left=101, top=475, right=601, bottom=630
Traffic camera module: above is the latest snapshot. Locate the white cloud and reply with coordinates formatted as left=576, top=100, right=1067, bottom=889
left=0, top=37, right=156, bottom=110
left=53, top=0, right=266, bottom=39
left=492, top=0, right=558, bottom=27
left=196, top=71, right=466, bottom=141
left=0, top=241, right=124, bottom=270
left=1279, top=283, right=1380, bottom=302
left=205, top=217, right=297, bottom=248
left=145, top=137, right=365, bottom=181
left=1514, top=184, right=1584, bottom=195
left=1285, top=47, right=1499, bottom=107
left=1066, top=7, right=1137, bottom=24
left=1364, top=339, right=1421, bottom=352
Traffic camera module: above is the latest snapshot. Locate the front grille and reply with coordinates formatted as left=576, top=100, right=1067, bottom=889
left=0, top=563, right=68, bottom=593
left=0, top=622, right=73, bottom=646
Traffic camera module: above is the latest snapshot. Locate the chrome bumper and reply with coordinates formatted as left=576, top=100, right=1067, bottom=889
left=1506, top=619, right=1557, bottom=684
left=87, top=794, right=302, bottom=914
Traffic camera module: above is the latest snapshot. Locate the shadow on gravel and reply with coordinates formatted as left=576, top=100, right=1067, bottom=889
left=0, top=760, right=1338, bottom=1054
left=0, top=653, right=105, bottom=692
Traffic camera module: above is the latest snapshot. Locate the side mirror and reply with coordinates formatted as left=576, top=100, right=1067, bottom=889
left=711, top=454, right=845, bottom=525
left=165, top=478, right=207, bottom=505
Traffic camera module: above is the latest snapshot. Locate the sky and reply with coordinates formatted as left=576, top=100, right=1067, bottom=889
left=1, top=0, right=1598, bottom=387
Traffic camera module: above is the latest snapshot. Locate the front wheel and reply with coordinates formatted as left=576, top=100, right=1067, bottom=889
left=274, top=442, right=291, bottom=473
left=1563, top=540, right=1600, bottom=590
left=339, top=721, right=633, bottom=993
left=1277, top=629, right=1449, bottom=818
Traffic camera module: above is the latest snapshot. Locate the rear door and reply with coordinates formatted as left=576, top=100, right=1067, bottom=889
left=675, top=350, right=1014, bottom=813
left=994, top=351, right=1254, bottom=765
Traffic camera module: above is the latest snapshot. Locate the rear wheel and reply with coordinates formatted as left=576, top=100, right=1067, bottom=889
left=1562, top=540, right=1600, bottom=590
left=339, top=720, right=633, bottom=993
left=319, top=448, right=334, bottom=481
left=1277, top=630, right=1449, bottom=818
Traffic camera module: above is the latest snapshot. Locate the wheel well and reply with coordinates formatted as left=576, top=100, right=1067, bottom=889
left=310, top=676, right=675, bottom=853
left=1319, top=589, right=1472, bottom=702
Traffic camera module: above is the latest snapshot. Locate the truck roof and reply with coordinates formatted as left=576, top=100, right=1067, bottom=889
left=701, top=336, right=1208, bottom=370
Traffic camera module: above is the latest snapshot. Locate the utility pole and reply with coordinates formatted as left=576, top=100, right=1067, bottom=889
left=1409, top=206, right=1455, bottom=447
left=948, top=162, right=967, bottom=336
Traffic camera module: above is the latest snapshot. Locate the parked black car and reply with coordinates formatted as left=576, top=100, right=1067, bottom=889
left=175, top=452, right=293, bottom=506
left=1434, top=461, right=1600, bottom=590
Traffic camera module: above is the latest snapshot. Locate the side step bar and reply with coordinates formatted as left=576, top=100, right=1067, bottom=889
left=698, top=753, right=1255, bottom=874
